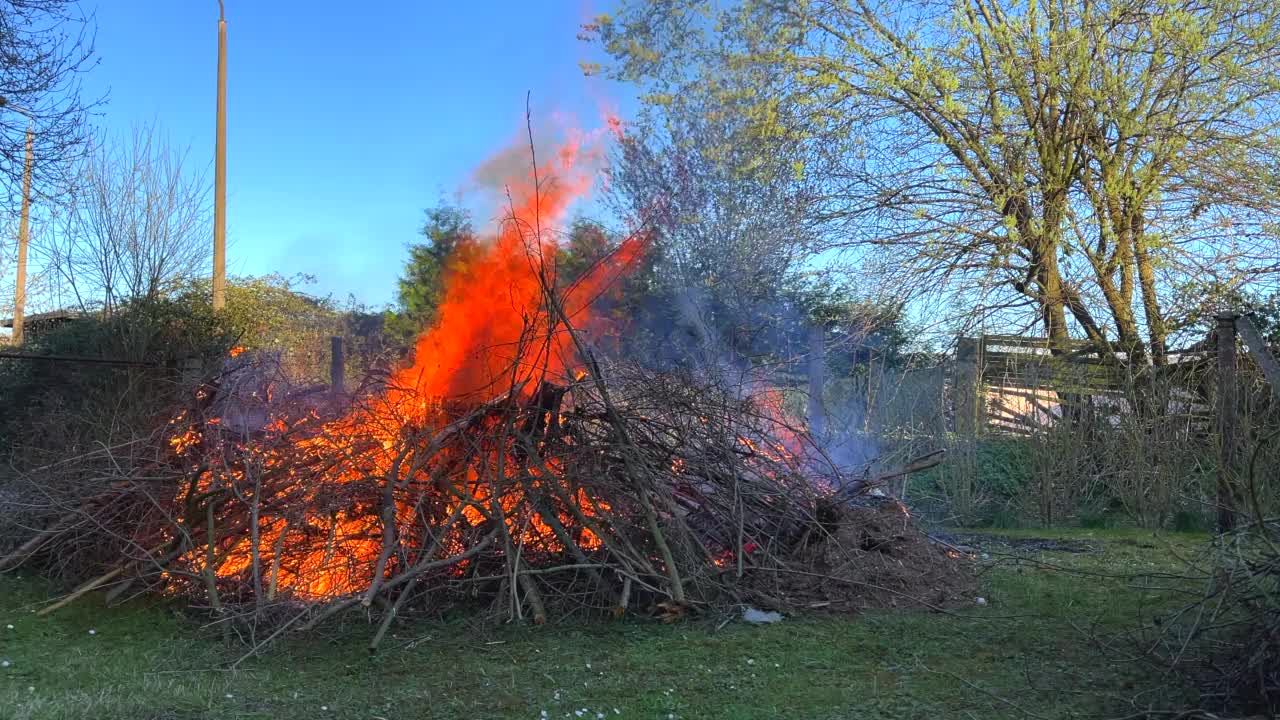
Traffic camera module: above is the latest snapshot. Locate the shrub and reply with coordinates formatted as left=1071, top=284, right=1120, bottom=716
left=0, top=293, right=237, bottom=457
left=908, top=437, right=1033, bottom=526
left=1142, top=529, right=1280, bottom=715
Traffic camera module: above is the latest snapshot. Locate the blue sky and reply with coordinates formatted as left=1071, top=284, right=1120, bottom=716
left=80, top=0, right=629, bottom=308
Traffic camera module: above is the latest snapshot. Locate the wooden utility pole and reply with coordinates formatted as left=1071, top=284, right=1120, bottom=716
left=12, top=122, right=33, bottom=345
left=1215, top=313, right=1239, bottom=533
left=212, top=0, right=228, bottom=310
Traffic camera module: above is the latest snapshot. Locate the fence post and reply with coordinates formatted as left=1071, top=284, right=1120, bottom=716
left=330, top=336, right=345, bottom=394
left=1235, top=314, right=1280, bottom=399
left=1215, top=313, right=1239, bottom=533
left=807, top=325, right=826, bottom=439
left=951, top=336, right=984, bottom=518
left=955, top=336, right=984, bottom=435
left=181, top=356, right=202, bottom=388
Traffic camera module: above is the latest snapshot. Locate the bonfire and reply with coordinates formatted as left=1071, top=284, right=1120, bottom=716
left=0, top=121, right=966, bottom=652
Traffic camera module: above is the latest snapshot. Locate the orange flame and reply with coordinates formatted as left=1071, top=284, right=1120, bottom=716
left=175, top=119, right=648, bottom=601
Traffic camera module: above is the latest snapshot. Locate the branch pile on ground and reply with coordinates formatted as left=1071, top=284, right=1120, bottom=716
left=0, top=357, right=969, bottom=646
left=0, top=125, right=969, bottom=645
left=1135, top=523, right=1280, bottom=716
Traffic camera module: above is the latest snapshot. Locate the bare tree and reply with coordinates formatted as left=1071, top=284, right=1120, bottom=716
left=0, top=0, right=101, bottom=202
left=605, top=86, right=828, bottom=370
left=47, top=125, right=211, bottom=312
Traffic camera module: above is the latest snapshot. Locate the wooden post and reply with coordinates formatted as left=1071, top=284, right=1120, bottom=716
left=1215, top=313, right=1238, bottom=533
left=211, top=1, right=228, bottom=310
left=12, top=124, right=33, bottom=345
left=181, top=356, right=202, bottom=388
left=807, top=324, right=826, bottom=438
left=330, top=336, right=344, bottom=394
left=954, top=336, right=984, bottom=436
left=1235, top=315, right=1280, bottom=400
left=952, top=336, right=984, bottom=519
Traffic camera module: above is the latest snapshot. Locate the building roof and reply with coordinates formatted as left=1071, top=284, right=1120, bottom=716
left=0, top=310, right=85, bottom=329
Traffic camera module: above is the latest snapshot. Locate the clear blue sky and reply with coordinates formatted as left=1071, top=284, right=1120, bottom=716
left=82, top=0, right=629, bottom=308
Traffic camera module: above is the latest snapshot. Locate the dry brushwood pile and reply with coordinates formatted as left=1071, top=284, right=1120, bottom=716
left=0, top=357, right=967, bottom=644
left=0, top=132, right=967, bottom=649
left=1135, top=521, right=1280, bottom=715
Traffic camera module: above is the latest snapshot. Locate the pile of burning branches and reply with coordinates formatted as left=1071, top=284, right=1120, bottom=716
left=0, top=123, right=967, bottom=650
left=0, top=354, right=965, bottom=647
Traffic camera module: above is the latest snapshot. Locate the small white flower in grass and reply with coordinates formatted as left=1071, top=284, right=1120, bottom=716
left=224, top=694, right=234, bottom=699
left=1, top=660, right=10, bottom=668
left=746, top=658, right=754, bottom=665
left=541, top=711, right=548, bottom=719
left=5, top=624, right=12, bottom=630
left=320, top=706, right=328, bottom=711
left=87, top=628, right=96, bottom=635
left=613, top=710, right=620, bottom=716
left=27, top=686, right=34, bottom=692
left=585, top=662, right=591, bottom=669
left=596, top=713, right=605, bottom=719
left=975, top=597, right=987, bottom=606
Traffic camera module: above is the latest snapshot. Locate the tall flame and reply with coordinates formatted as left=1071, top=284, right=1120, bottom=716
left=387, top=121, right=641, bottom=412
left=176, top=118, right=648, bottom=600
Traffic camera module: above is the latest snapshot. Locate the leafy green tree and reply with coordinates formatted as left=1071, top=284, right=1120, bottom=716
left=181, top=273, right=378, bottom=382
left=558, top=218, right=613, bottom=284
left=791, top=282, right=911, bottom=374
left=385, top=203, right=474, bottom=344
left=591, top=0, right=1280, bottom=363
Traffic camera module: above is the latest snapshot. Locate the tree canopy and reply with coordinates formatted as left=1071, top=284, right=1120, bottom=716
left=592, top=0, right=1280, bottom=362
left=385, top=203, right=474, bottom=345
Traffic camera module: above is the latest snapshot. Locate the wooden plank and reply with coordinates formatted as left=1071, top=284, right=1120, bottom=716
left=0, top=351, right=159, bottom=367
left=982, top=351, right=1116, bottom=368
left=980, top=371, right=1121, bottom=394
left=982, top=334, right=1091, bottom=348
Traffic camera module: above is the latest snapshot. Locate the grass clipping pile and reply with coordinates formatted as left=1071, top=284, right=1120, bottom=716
left=0, top=358, right=969, bottom=646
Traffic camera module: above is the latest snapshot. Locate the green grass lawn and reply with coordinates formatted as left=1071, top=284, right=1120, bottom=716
left=0, top=528, right=1208, bottom=720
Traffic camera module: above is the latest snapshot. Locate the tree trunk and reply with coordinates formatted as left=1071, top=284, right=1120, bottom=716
left=1133, top=217, right=1168, bottom=365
